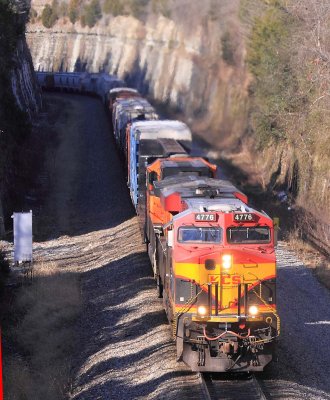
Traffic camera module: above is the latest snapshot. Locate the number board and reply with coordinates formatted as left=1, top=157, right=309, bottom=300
left=233, top=213, right=257, bottom=222
left=195, top=213, right=217, bottom=222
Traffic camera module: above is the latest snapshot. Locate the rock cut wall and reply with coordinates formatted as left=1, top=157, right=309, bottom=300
left=0, top=0, right=41, bottom=236
left=27, top=1, right=249, bottom=146
left=11, top=37, right=41, bottom=118
left=11, top=0, right=41, bottom=118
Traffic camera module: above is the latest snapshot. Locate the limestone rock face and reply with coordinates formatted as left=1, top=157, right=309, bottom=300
left=11, top=36, right=41, bottom=118
left=0, top=0, right=41, bottom=235
left=27, top=1, right=250, bottom=146
left=9, top=0, right=41, bottom=117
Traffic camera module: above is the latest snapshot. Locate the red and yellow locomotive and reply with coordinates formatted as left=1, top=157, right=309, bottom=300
left=146, top=176, right=279, bottom=372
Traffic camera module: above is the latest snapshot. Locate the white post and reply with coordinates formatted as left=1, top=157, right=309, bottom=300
left=12, top=211, right=33, bottom=263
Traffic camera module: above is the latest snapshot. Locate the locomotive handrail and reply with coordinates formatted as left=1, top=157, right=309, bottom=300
left=252, top=289, right=281, bottom=337
left=172, top=284, right=207, bottom=338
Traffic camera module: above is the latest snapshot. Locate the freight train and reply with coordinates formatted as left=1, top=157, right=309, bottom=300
left=109, top=86, right=280, bottom=373
left=36, top=73, right=279, bottom=372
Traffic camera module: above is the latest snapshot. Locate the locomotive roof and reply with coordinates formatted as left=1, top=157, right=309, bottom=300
left=160, top=158, right=208, bottom=169
left=109, top=87, right=137, bottom=94
left=172, top=198, right=270, bottom=221
left=157, top=139, right=186, bottom=155
left=115, top=97, right=154, bottom=110
left=139, top=138, right=186, bottom=158
left=131, top=120, right=192, bottom=141
left=154, top=176, right=241, bottom=198
left=185, top=198, right=249, bottom=212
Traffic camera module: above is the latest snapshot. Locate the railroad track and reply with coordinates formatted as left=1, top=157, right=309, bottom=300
left=199, top=372, right=268, bottom=400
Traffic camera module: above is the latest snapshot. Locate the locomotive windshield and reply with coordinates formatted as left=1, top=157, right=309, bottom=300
left=226, top=227, right=270, bottom=244
left=178, top=227, right=222, bottom=243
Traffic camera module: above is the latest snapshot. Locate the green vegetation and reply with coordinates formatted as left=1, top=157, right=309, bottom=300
left=151, top=0, right=170, bottom=18
left=246, top=6, right=297, bottom=147
left=83, top=0, right=102, bottom=27
left=29, top=7, right=38, bottom=23
left=41, top=4, right=58, bottom=28
left=245, top=0, right=330, bottom=249
left=39, top=0, right=79, bottom=26
left=128, top=0, right=149, bottom=19
left=68, top=0, right=80, bottom=23
left=41, top=0, right=72, bottom=27
left=103, top=0, right=125, bottom=16
left=36, top=0, right=173, bottom=26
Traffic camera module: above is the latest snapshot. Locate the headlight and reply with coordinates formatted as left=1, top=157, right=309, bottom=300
left=197, top=305, right=208, bottom=316
left=222, top=254, right=232, bottom=269
left=249, top=305, right=259, bottom=316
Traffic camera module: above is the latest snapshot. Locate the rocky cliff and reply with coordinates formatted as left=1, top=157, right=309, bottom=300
left=8, top=0, right=41, bottom=118
left=0, top=0, right=41, bottom=236
left=11, top=37, right=41, bottom=118
left=27, top=0, right=249, bottom=147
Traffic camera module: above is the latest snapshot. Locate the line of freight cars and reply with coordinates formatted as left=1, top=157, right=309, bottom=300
left=109, top=87, right=280, bottom=373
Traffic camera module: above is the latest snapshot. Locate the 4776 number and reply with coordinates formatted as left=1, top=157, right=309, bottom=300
left=195, top=213, right=216, bottom=221
left=234, top=213, right=255, bottom=222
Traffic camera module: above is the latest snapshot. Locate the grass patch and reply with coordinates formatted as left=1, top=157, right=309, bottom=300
left=3, top=264, right=81, bottom=400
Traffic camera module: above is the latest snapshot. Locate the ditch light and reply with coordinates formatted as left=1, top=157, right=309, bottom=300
left=197, top=305, right=208, bottom=316
left=248, top=305, right=259, bottom=316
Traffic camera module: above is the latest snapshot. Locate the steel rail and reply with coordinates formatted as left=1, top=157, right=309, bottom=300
left=199, top=372, right=212, bottom=400
left=199, top=372, right=268, bottom=400
left=251, top=374, right=268, bottom=400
